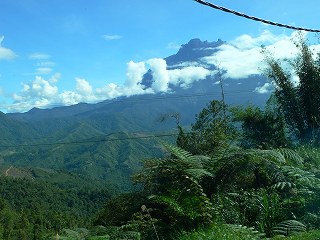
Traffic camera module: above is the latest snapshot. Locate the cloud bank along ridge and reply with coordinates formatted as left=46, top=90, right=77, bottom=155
left=8, top=30, right=320, bottom=112
left=9, top=59, right=211, bottom=112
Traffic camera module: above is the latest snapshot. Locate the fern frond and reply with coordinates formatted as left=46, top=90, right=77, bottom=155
left=277, top=148, right=304, bottom=166
left=272, top=220, right=306, bottom=236
left=250, top=149, right=286, bottom=165
left=271, top=181, right=295, bottom=190
left=282, top=166, right=320, bottom=189
left=185, top=168, right=213, bottom=179
left=297, top=145, right=320, bottom=167
left=163, top=144, right=213, bottom=179
left=227, top=224, right=267, bottom=239
left=164, top=143, right=196, bottom=162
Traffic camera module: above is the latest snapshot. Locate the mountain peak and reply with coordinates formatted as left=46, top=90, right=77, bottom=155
left=183, top=38, right=223, bottom=49
left=165, top=38, right=225, bottom=66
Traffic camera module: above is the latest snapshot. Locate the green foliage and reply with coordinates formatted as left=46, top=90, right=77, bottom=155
left=0, top=176, right=112, bottom=239
left=54, top=226, right=140, bottom=240
left=177, top=100, right=238, bottom=155
left=94, top=192, right=147, bottom=227
left=257, top=189, right=282, bottom=236
left=272, top=220, right=306, bottom=236
left=262, top=33, right=320, bottom=143
left=177, top=224, right=266, bottom=240
left=296, top=145, right=320, bottom=168
left=133, top=144, right=213, bottom=236
left=232, top=104, right=288, bottom=149
left=272, top=229, right=320, bottom=239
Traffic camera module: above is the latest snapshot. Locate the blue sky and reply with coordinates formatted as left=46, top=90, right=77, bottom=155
left=1, top=0, right=320, bottom=112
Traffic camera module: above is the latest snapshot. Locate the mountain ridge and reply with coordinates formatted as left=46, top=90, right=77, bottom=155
left=1, top=37, right=272, bottom=190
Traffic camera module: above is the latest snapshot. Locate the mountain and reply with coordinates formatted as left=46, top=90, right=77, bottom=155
left=1, top=38, right=272, bottom=190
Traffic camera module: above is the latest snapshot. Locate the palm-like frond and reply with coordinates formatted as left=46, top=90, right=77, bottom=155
left=162, top=144, right=213, bottom=180
left=282, top=166, right=320, bottom=189
left=249, top=148, right=303, bottom=166
left=271, top=181, right=295, bottom=190
left=272, top=220, right=306, bottom=236
left=249, top=149, right=286, bottom=165
left=277, top=148, right=304, bottom=166
left=297, top=145, right=320, bottom=167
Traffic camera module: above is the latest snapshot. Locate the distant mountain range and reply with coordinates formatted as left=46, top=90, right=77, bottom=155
left=0, top=38, right=272, bottom=190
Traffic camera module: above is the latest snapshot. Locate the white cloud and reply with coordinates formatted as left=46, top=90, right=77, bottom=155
left=14, top=30, right=317, bottom=112
left=125, top=61, right=146, bottom=88
left=58, top=91, right=83, bottom=106
left=29, top=53, right=51, bottom=60
left=96, top=83, right=122, bottom=99
left=147, top=58, right=170, bottom=92
left=0, top=36, right=17, bottom=60
left=9, top=56, right=214, bottom=112
left=102, top=34, right=122, bottom=40
left=76, top=78, right=93, bottom=96
left=29, top=53, right=55, bottom=75
left=169, top=61, right=209, bottom=69
left=11, top=75, right=59, bottom=112
left=203, top=30, right=304, bottom=79
left=35, top=61, right=55, bottom=67
left=35, top=67, right=53, bottom=75
left=121, top=61, right=149, bottom=96
left=230, top=30, right=283, bottom=49
left=255, top=83, right=273, bottom=94
left=169, top=66, right=212, bottom=88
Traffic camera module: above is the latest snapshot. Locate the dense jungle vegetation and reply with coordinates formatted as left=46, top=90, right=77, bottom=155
left=2, top=36, right=320, bottom=239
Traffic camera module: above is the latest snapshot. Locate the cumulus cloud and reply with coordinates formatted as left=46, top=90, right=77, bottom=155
left=76, top=78, right=93, bottom=96
left=147, top=58, right=170, bottom=92
left=9, top=56, right=213, bottom=112
left=203, top=30, right=301, bottom=79
left=125, top=61, right=146, bottom=87
left=102, top=34, right=122, bottom=40
left=0, top=36, right=17, bottom=60
left=13, top=76, right=58, bottom=101
left=169, top=66, right=212, bottom=88
left=95, top=83, right=122, bottom=99
left=14, top=30, right=316, bottom=112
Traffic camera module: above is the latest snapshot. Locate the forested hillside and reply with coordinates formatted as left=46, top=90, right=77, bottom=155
left=1, top=35, right=320, bottom=239
left=80, top=36, right=320, bottom=240
left=0, top=38, right=271, bottom=191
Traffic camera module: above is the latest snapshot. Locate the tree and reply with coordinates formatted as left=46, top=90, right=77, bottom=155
left=177, top=100, right=237, bottom=155
left=262, top=33, right=320, bottom=143
left=134, top=144, right=213, bottom=234
left=232, top=99, right=289, bottom=149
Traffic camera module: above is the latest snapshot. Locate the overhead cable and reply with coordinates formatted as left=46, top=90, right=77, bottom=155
left=0, top=132, right=182, bottom=148
left=194, top=0, right=320, bottom=33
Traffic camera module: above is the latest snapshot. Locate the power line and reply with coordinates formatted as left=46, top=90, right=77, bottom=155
left=194, top=0, right=320, bottom=33
left=0, top=132, right=182, bottom=149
